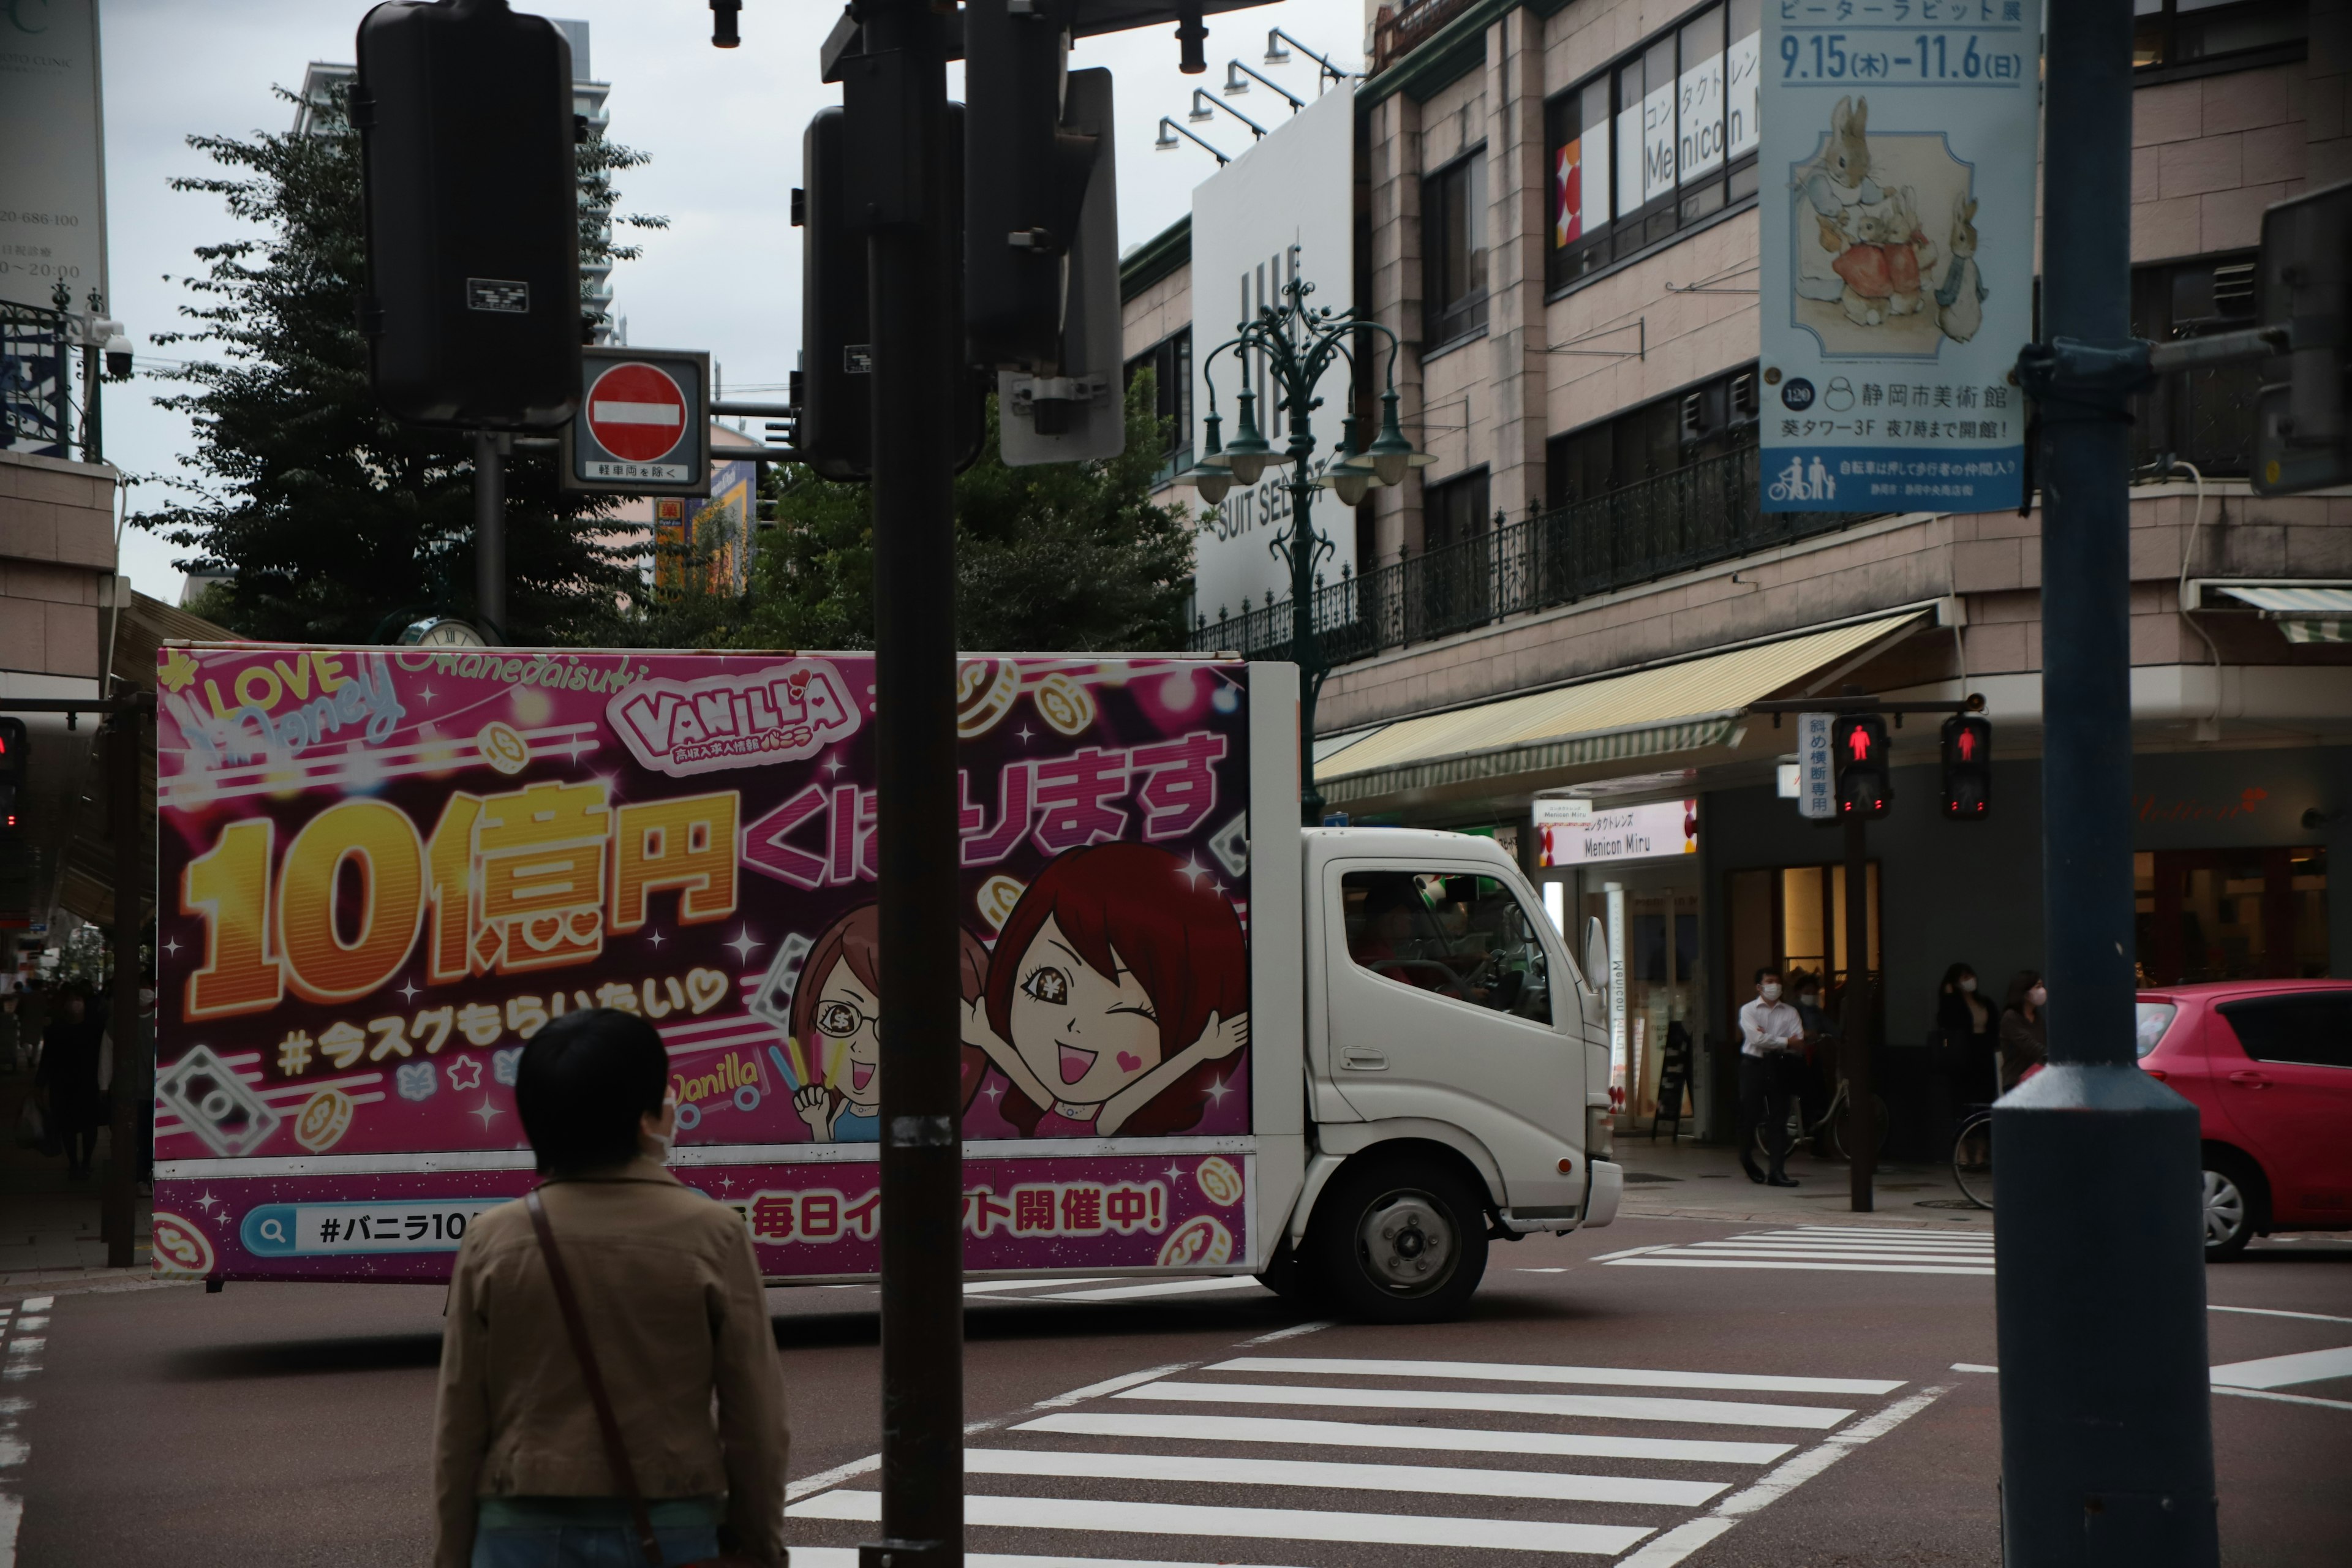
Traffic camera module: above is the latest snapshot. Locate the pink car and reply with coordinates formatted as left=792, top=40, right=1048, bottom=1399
left=2136, top=981, right=2352, bottom=1259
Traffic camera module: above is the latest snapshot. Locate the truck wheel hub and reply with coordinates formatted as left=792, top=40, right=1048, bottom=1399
left=1359, top=1191, right=1452, bottom=1294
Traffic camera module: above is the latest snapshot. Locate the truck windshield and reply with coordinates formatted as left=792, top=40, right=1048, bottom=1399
left=1342, top=869, right=1554, bottom=1025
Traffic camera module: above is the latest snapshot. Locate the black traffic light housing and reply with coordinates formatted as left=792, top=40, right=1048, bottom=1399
left=2252, top=179, right=2352, bottom=496
left=964, top=0, right=1101, bottom=373
left=1832, top=714, right=1893, bottom=818
left=353, top=0, right=582, bottom=429
left=0, top=717, right=26, bottom=831
left=1940, top=714, right=1993, bottom=820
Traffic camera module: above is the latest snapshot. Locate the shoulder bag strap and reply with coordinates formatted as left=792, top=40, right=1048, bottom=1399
left=526, top=1188, right=665, bottom=1567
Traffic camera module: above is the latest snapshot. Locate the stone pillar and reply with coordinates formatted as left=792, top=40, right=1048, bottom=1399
left=1368, top=88, right=1426, bottom=560
left=1485, top=7, right=1550, bottom=524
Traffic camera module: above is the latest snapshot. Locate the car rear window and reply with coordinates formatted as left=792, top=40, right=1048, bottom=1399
left=2216, top=993, right=2352, bottom=1070
left=2135, top=1001, right=2177, bottom=1058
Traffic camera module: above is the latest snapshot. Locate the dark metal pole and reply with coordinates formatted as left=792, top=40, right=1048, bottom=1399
left=473, top=431, right=508, bottom=641
left=1841, top=813, right=1873, bottom=1211
left=1287, top=440, right=1324, bottom=825
left=103, top=708, right=143, bottom=1267
left=1996, top=0, right=2218, bottom=1556
left=858, top=0, right=963, bottom=1561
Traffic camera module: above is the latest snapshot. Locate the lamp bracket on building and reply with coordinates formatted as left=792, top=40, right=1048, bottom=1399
left=1664, top=265, right=1758, bottom=296
left=1542, top=318, right=1645, bottom=360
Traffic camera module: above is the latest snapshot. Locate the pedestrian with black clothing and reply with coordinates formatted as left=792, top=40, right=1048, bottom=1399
left=35, top=984, right=106, bottom=1179
left=1937, top=963, right=1999, bottom=1099
left=1999, top=970, right=2048, bottom=1090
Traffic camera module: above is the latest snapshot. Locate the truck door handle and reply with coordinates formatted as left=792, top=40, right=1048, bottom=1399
left=2228, top=1070, right=2272, bottom=1088
left=1341, top=1048, right=1388, bottom=1071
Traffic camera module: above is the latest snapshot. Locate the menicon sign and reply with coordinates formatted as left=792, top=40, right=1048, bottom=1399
left=586, top=362, right=688, bottom=462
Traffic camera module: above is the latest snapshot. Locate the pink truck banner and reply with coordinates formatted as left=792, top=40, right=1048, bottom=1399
left=150, top=646, right=1257, bottom=1283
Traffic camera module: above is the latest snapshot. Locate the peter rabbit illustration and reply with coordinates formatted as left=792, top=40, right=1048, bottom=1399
left=1936, top=193, right=1986, bottom=344
left=1795, top=96, right=1882, bottom=306
left=1883, top=186, right=1937, bottom=317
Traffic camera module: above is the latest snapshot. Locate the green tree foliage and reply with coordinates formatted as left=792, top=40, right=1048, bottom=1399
left=134, top=86, right=665, bottom=646
left=638, top=374, right=1195, bottom=653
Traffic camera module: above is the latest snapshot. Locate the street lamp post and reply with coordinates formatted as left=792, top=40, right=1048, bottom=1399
left=1182, top=275, right=1427, bottom=822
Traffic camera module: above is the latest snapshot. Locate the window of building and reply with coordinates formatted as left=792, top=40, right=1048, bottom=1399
left=1423, top=466, right=1491, bottom=549
left=1123, top=327, right=1193, bottom=483
left=1422, top=148, right=1489, bottom=349
left=1547, top=0, right=1761, bottom=292
left=2135, top=848, right=2329, bottom=985
left=2128, top=252, right=2259, bottom=477
left=1725, top=861, right=1882, bottom=1043
left=2133, top=0, right=2307, bottom=73
left=1545, top=363, right=1759, bottom=508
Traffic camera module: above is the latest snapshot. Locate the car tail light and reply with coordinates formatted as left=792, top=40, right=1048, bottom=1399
left=2144, top=1068, right=2168, bottom=1082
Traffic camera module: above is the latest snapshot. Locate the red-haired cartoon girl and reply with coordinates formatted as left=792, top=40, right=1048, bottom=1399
left=962, top=843, right=1250, bottom=1137
left=791, top=903, right=990, bottom=1142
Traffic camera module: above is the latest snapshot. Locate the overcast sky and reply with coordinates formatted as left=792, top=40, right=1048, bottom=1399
left=96, top=0, right=1366, bottom=602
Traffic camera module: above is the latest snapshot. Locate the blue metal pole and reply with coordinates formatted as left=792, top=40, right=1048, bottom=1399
left=1994, top=0, right=2218, bottom=1557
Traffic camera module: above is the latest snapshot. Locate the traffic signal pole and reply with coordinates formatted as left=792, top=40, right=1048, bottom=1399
left=846, top=1, right=965, bottom=1561
left=473, top=431, right=510, bottom=641
left=1841, top=813, right=1872, bottom=1211
left=1998, top=0, right=2220, bottom=1556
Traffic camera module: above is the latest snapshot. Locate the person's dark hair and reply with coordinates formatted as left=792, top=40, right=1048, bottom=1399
left=1940, top=962, right=1976, bottom=994
left=2001, top=970, right=2043, bottom=1016
left=1753, top=965, right=1782, bottom=986
left=516, top=1008, right=670, bottom=1174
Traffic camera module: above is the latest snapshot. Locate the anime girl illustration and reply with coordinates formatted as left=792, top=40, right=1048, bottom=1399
left=789, top=903, right=990, bottom=1142
left=963, top=843, right=1250, bottom=1138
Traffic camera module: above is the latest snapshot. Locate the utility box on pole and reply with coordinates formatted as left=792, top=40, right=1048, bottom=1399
left=354, top=0, right=582, bottom=429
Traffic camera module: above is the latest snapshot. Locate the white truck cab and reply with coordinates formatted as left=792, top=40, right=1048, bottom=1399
left=1268, top=826, right=1623, bottom=1322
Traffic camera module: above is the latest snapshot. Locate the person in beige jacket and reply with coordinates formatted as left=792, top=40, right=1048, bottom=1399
left=433, top=1008, right=789, bottom=1567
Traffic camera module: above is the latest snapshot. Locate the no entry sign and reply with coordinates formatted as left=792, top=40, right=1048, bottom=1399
left=561, top=345, right=712, bottom=496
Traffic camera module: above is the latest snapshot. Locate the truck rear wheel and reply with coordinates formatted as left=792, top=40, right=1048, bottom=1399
left=1308, top=1155, right=1488, bottom=1324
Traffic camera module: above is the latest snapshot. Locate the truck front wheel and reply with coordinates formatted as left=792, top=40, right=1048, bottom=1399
left=1308, top=1155, right=1489, bottom=1324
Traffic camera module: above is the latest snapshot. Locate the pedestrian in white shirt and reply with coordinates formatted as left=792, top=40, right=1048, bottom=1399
left=1736, top=967, right=1806, bottom=1187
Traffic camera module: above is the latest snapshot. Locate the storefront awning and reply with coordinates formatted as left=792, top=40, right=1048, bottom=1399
left=2212, top=584, right=2352, bottom=645
left=1316, top=611, right=1928, bottom=805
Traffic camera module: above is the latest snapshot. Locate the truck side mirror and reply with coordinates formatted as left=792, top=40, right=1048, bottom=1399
left=1583, top=917, right=1608, bottom=996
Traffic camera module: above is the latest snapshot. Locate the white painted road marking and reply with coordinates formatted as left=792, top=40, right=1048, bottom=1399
left=789, top=1488, right=1657, bottom=1556
left=1611, top=1257, right=1996, bottom=1276
left=1215, top=1354, right=1905, bottom=1396
left=1036, top=1276, right=1267, bottom=1303
left=2207, top=1346, right=2352, bottom=1390
left=1605, top=1227, right=1997, bottom=1276
left=1614, top=1385, right=1954, bottom=1567
left=1017, top=1411, right=1797, bottom=1466
left=963, top=1278, right=1117, bottom=1295
left=1119, top=1379, right=1856, bottom=1428
left=2211, top=1303, right=2352, bottom=1327
left=963, top=1445, right=1732, bottom=1507
left=790, top=1551, right=1310, bottom=1568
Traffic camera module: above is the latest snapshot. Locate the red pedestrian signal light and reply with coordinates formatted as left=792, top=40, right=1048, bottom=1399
left=1942, top=714, right=1993, bottom=820
left=1831, top=714, right=1892, bottom=818
left=0, top=717, right=24, bottom=834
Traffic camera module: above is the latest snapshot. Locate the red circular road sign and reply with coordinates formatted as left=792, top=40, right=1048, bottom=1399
left=585, top=362, right=688, bottom=463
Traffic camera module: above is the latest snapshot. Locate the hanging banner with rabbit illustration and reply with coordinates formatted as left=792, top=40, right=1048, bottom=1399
left=1758, top=0, right=2041, bottom=514
left=146, top=645, right=1261, bottom=1282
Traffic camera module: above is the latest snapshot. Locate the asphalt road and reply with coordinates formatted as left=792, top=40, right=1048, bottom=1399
left=4, top=1216, right=2346, bottom=1567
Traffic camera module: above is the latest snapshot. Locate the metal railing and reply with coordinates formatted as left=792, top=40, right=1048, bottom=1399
left=2, top=301, right=73, bottom=459
left=1189, top=445, right=1867, bottom=662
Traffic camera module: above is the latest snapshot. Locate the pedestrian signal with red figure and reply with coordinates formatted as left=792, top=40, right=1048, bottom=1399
left=1832, top=714, right=1892, bottom=818
left=1940, top=714, right=1993, bottom=820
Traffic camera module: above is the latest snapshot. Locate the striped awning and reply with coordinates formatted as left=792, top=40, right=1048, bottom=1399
left=2214, top=584, right=2352, bottom=645
left=1316, top=611, right=1928, bottom=805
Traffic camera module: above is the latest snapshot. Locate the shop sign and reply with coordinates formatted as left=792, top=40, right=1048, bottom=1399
left=1758, top=0, right=2041, bottom=514
left=1797, top=711, right=1835, bottom=819
left=1532, top=797, right=1596, bottom=826
left=1540, top=799, right=1698, bottom=867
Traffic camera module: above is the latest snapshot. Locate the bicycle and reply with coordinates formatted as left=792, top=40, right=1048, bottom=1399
left=1754, top=1072, right=1887, bottom=1165
left=1950, top=1104, right=1995, bottom=1209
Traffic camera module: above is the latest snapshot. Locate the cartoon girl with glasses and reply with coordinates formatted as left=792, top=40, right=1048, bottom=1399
left=790, top=903, right=990, bottom=1142
left=963, top=843, right=1250, bottom=1138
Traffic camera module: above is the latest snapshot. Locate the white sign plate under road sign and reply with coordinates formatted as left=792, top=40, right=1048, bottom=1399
left=1798, top=711, right=1836, bottom=820
left=560, top=345, right=712, bottom=497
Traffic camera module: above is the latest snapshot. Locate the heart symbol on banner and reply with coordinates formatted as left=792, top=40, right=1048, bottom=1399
left=1117, top=1052, right=1142, bottom=1072
left=686, top=968, right=729, bottom=1014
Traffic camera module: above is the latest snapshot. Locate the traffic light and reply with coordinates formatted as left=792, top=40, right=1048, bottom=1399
left=353, top=0, right=582, bottom=429
left=1831, top=714, right=1892, bottom=818
left=0, top=717, right=25, bottom=831
left=2252, top=179, right=2351, bottom=496
left=1940, top=714, right=1992, bottom=820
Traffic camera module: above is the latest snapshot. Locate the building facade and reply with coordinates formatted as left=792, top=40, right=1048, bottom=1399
left=1125, top=0, right=2351, bottom=1152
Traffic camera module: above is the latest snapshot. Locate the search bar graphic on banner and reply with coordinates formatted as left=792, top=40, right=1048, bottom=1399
left=241, top=1200, right=508, bottom=1256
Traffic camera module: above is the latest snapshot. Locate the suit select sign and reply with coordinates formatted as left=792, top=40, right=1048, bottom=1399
left=1539, top=799, right=1698, bottom=867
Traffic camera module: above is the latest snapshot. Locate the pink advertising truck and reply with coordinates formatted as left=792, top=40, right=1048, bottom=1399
left=149, top=646, right=1619, bottom=1322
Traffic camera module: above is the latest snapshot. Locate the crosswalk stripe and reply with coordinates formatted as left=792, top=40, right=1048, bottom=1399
left=963, top=1445, right=1731, bottom=1506
left=1016, top=1411, right=1799, bottom=1466
left=2207, top=1345, right=2352, bottom=1390
left=1725, top=1232, right=1992, bottom=1247
left=1609, top=1257, right=1994, bottom=1277
left=964, top=1278, right=1118, bottom=1295
left=789, top=1488, right=1656, bottom=1556
left=1739, top=1228, right=1991, bottom=1243
left=1117, top=1380, right=1856, bottom=1430
left=1036, top=1277, right=1267, bottom=1303
left=790, top=1550, right=1311, bottom=1568
left=1213, top=1356, right=1904, bottom=1396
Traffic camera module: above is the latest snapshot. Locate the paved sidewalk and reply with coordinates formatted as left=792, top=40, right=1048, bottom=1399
left=1, top=1071, right=155, bottom=1298
left=1610, top=1129, right=1992, bottom=1231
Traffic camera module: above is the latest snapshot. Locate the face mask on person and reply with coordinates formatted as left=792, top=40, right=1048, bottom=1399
left=1958, top=976, right=1978, bottom=993
left=2027, top=986, right=2048, bottom=1008
left=1799, top=992, right=1819, bottom=1008
left=1760, top=982, right=1782, bottom=1001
